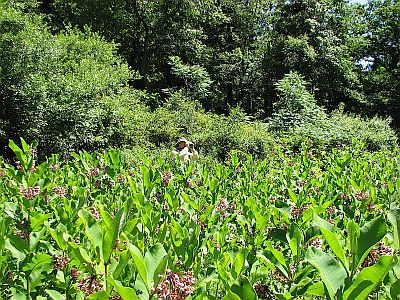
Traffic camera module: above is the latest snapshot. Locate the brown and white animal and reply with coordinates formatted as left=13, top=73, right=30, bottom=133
left=172, top=138, right=199, bottom=162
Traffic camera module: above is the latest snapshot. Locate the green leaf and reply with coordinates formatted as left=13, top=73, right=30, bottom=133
left=286, top=224, right=303, bottom=260
left=9, top=140, right=26, bottom=166
left=46, top=289, right=66, bottom=300
left=230, top=276, right=257, bottom=300
left=346, top=220, right=359, bottom=258
left=313, top=212, right=349, bottom=272
left=223, top=291, right=241, bottom=300
left=109, top=149, right=121, bottom=167
left=343, top=256, right=397, bottom=300
left=69, top=242, right=92, bottom=267
left=266, top=242, right=288, bottom=272
left=31, top=212, right=52, bottom=232
left=87, top=291, right=109, bottom=299
left=231, top=250, right=246, bottom=279
left=288, top=189, right=298, bottom=204
left=127, top=242, right=149, bottom=290
left=306, top=247, right=346, bottom=299
left=23, top=253, right=52, bottom=272
left=78, top=209, right=103, bottom=259
left=388, top=209, right=400, bottom=251
left=6, top=236, right=28, bottom=261
left=181, top=191, right=198, bottom=210
left=305, top=282, right=325, bottom=296
left=144, top=244, right=168, bottom=287
left=355, top=216, right=387, bottom=270
left=103, top=208, right=125, bottom=263
left=108, top=276, right=139, bottom=300
left=390, top=277, right=400, bottom=300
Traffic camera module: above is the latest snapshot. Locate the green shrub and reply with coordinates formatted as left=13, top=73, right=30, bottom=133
left=0, top=4, right=138, bottom=157
left=269, top=72, right=397, bottom=150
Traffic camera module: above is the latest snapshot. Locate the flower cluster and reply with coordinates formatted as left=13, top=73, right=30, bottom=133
left=156, top=270, right=195, bottom=300
left=326, top=206, right=337, bottom=215
left=19, top=186, right=40, bottom=200
left=52, top=186, right=67, bottom=197
left=253, top=282, right=273, bottom=299
left=163, top=171, right=173, bottom=187
left=117, top=174, right=126, bottom=183
left=87, top=168, right=100, bottom=178
left=296, top=179, right=307, bottom=187
left=271, top=269, right=289, bottom=284
left=354, top=191, right=369, bottom=201
left=215, top=197, right=228, bottom=212
left=310, top=238, right=322, bottom=249
left=70, top=268, right=82, bottom=280
left=53, top=254, right=70, bottom=270
left=50, top=164, right=59, bottom=172
left=290, top=205, right=309, bottom=219
left=114, top=239, right=127, bottom=252
left=77, top=275, right=103, bottom=296
left=361, top=242, right=395, bottom=268
left=89, top=206, right=101, bottom=220
left=15, top=229, right=28, bottom=240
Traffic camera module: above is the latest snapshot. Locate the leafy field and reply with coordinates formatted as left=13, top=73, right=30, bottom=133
left=1, top=139, right=400, bottom=299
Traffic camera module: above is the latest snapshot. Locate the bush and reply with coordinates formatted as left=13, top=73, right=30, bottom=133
left=269, top=72, right=397, bottom=150
left=0, top=4, right=138, bottom=157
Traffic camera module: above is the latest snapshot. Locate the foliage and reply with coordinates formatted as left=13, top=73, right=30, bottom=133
left=0, top=4, right=138, bottom=157
left=269, top=73, right=397, bottom=151
left=1, top=138, right=400, bottom=299
left=270, top=72, right=327, bottom=130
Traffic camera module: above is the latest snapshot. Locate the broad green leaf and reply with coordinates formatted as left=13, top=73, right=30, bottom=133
left=288, top=189, right=298, bottom=204
left=6, top=236, right=28, bottom=261
left=388, top=209, right=400, bottom=251
left=127, top=242, right=149, bottom=290
left=108, top=276, right=139, bottom=300
left=286, top=224, right=303, bottom=259
left=11, top=288, right=25, bottom=300
left=9, top=140, right=26, bottom=166
left=103, top=208, right=125, bottom=263
left=20, top=137, right=30, bottom=153
left=144, top=243, right=168, bottom=286
left=266, top=242, right=288, bottom=272
left=31, top=212, right=52, bottom=232
left=355, top=216, right=387, bottom=270
left=46, top=289, right=66, bottom=300
left=87, top=291, right=109, bottom=299
left=109, top=149, right=121, bottom=167
left=69, top=242, right=92, bottom=267
left=390, top=277, right=400, bottom=300
left=78, top=209, right=103, bottom=259
left=23, top=253, right=52, bottom=272
left=346, top=220, right=359, bottom=258
left=343, top=256, right=397, bottom=300
left=305, top=282, right=325, bottom=296
left=181, top=191, right=198, bottom=210
left=230, top=276, right=257, bottom=300
left=313, top=213, right=349, bottom=272
left=223, top=291, right=241, bottom=300
left=231, top=250, right=246, bottom=279
left=306, top=247, right=346, bottom=299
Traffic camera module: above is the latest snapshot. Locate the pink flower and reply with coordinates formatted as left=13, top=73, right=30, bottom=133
left=156, top=270, right=195, bottom=300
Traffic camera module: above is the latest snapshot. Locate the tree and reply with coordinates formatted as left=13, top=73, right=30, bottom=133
left=0, top=3, right=138, bottom=157
left=353, top=0, right=400, bottom=126
left=260, top=0, right=361, bottom=115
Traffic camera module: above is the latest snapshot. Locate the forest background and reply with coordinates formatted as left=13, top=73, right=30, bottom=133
left=1, top=0, right=400, bottom=160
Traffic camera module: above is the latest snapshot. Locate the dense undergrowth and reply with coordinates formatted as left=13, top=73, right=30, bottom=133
left=1, top=138, right=400, bottom=299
